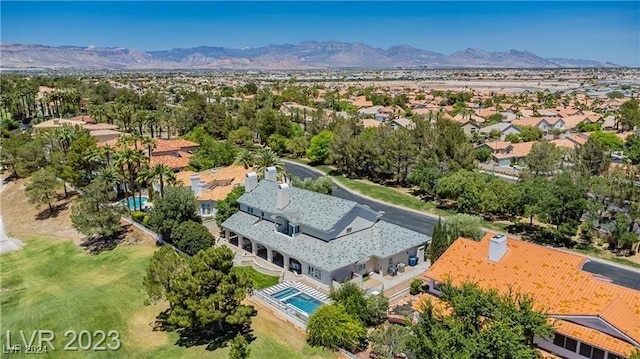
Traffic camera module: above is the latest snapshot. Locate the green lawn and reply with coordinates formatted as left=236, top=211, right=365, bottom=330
left=233, top=266, right=279, bottom=289
left=0, top=238, right=334, bottom=359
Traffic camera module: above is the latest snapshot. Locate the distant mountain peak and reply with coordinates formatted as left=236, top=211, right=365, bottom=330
left=0, top=41, right=617, bottom=70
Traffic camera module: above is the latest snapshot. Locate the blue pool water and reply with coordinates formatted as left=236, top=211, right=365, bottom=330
left=123, top=196, right=148, bottom=211
left=283, top=293, right=323, bottom=315
left=271, top=288, right=300, bottom=300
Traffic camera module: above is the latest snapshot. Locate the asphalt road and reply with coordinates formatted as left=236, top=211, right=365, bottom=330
left=582, top=259, right=640, bottom=291
left=285, top=161, right=640, bottom=291
left=284, top=162, right=438, bottom=236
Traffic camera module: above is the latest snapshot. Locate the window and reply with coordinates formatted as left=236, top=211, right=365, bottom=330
left=592, top=349, right=604, bottom=359
left=247, top=207, right=254, bottom=214
left=288, top=224, right=300, bottom=236
left=608, top=354, right=622, bottom=359
left=565, top=338, right=577, bottom=352
left=307, top=266, right=321, bottom=280
left=579, top=343, right=593, bottom=357
left=553, top=333, right=577, bottom=353
left=356, top=263, right=365, bottom=272
left=553, top=334, right=565, bottom=347
left=261, top=211, right=264, bottom=218
left=346, top=227, right=352, bottom=234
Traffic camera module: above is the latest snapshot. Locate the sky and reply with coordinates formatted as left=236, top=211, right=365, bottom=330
left=1, top=1, right=639, bottom=66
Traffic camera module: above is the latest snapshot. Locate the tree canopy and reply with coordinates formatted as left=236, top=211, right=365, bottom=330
left=215, top=186, right=245, bottom=227
left=407, top=281, right=552, bottom=359
left=167, top=246, right=255, bottom=333
left=149, top=186, right=201, bottom=240
left=171, top=220, right=215, bottom=255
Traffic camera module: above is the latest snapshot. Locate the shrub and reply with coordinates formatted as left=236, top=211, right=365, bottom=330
left=410, top=279, right=423, bottom=295
left=132, top=211, right=146, bottom=223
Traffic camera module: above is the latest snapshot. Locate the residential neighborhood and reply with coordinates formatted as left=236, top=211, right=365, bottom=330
left=2, top=2, right=640, bottom=355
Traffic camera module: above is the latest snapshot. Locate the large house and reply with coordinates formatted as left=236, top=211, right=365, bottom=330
left=420, top=233, right=640, bottom=359
left=33, top=116, right=122, bottom=143
left=221, top=167, right=428, bottom=286
left=173, top=165, right=253, bottom=217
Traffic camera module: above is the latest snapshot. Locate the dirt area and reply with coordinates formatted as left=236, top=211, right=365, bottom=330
left=0, top=178, right=155, bottom=248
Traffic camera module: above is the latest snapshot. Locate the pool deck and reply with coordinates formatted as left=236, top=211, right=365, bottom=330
left=253, top=281, right=332, bottom=328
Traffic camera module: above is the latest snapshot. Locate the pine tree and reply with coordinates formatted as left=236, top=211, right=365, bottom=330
left=428, top=217, right=451, bottom=264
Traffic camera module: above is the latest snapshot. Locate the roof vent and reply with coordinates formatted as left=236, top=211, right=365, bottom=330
left=488, top=234, right=507, bottom=262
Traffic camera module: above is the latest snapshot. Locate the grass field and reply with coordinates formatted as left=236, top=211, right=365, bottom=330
left=0, top=238, right=334, bottom=359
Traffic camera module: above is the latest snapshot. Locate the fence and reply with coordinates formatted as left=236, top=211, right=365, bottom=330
left=252, top=291, right=308, bottom=329
left=121, top=216, right=188, bottom=257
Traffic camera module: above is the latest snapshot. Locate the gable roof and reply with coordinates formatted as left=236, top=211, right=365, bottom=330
left=423, top=234, right=640, bottom=347
left=222, top=211, right=426, bottom=272
left=479, top=122, right=520, bottom=133
left=238, top=180, right=369, bottom=232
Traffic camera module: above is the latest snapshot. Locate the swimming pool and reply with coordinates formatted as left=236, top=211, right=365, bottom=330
left=283, top=293, right=323, bottom=315
left=271, top=287, right=300, bottom=300
left=122, top=196, right=148, bottom=211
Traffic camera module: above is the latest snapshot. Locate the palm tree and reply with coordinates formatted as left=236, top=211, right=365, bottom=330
left=234, top=149, right=255, bottom=169
left=254, top=148, right=286, bottom=180
left=97, top=164, right=121, bottom=196
left=114, top=148, right=145, bottom=211
left=153, top=164, right=174, bottom=198
left=55, top=124, right=76, bottom=155
left=141, top=136, right=157, bottom=158
left=136, top=165, right=155, bottom=205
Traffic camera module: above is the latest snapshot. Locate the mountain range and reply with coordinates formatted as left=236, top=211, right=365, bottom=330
left=0, top=41, right=621, bottom=70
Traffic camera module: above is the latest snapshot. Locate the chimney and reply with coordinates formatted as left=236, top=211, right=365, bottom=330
left=265, top=166, right=277, bottom=182
left=190, top=175, right=201, bottom=195
left=244, top=172, right=258, bottom=192
left=276, top=183, right=290, bottom=210
left=488, top=234, right=507, bottom=262
left=198, top=181, right=207, bottom=195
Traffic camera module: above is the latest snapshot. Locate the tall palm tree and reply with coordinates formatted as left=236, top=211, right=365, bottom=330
left=141, top=136, right=157, bottom=158
left=234, top=149, right=255, bottom=169
left=136, top=165, right=155, bottom=204
left=153, top=164, right=174, bottom=198
left=114, top=148, right=145, bottom=211
left=254, top=148, right=286, bottom=180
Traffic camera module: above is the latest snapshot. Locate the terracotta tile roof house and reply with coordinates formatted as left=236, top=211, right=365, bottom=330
left=173, top=165, right=253, bottom=217
left=99, top=137, right=199, bottom=172
left=360, top=118, right=382, bottom=128
left=351, top=96, right=373, bottom=108
left=33, top=117, right=122, bottom=143
left=152, top=139, right=199, bottom=156
left=480, top=141, right=535, bottom=166
left=481, top=140, right=512, bottom=152
left=420, top=233, right=640, bottom=359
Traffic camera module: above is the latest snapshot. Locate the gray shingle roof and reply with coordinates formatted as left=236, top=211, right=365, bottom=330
left=479, top=122, right=519, bottom=133
left=222, top=211, right=428, bottom=272
left=238, top=180, right=358, bottom=232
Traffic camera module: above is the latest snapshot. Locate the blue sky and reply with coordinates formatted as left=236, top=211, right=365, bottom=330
left=2, top=1, right=639, bottom=66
